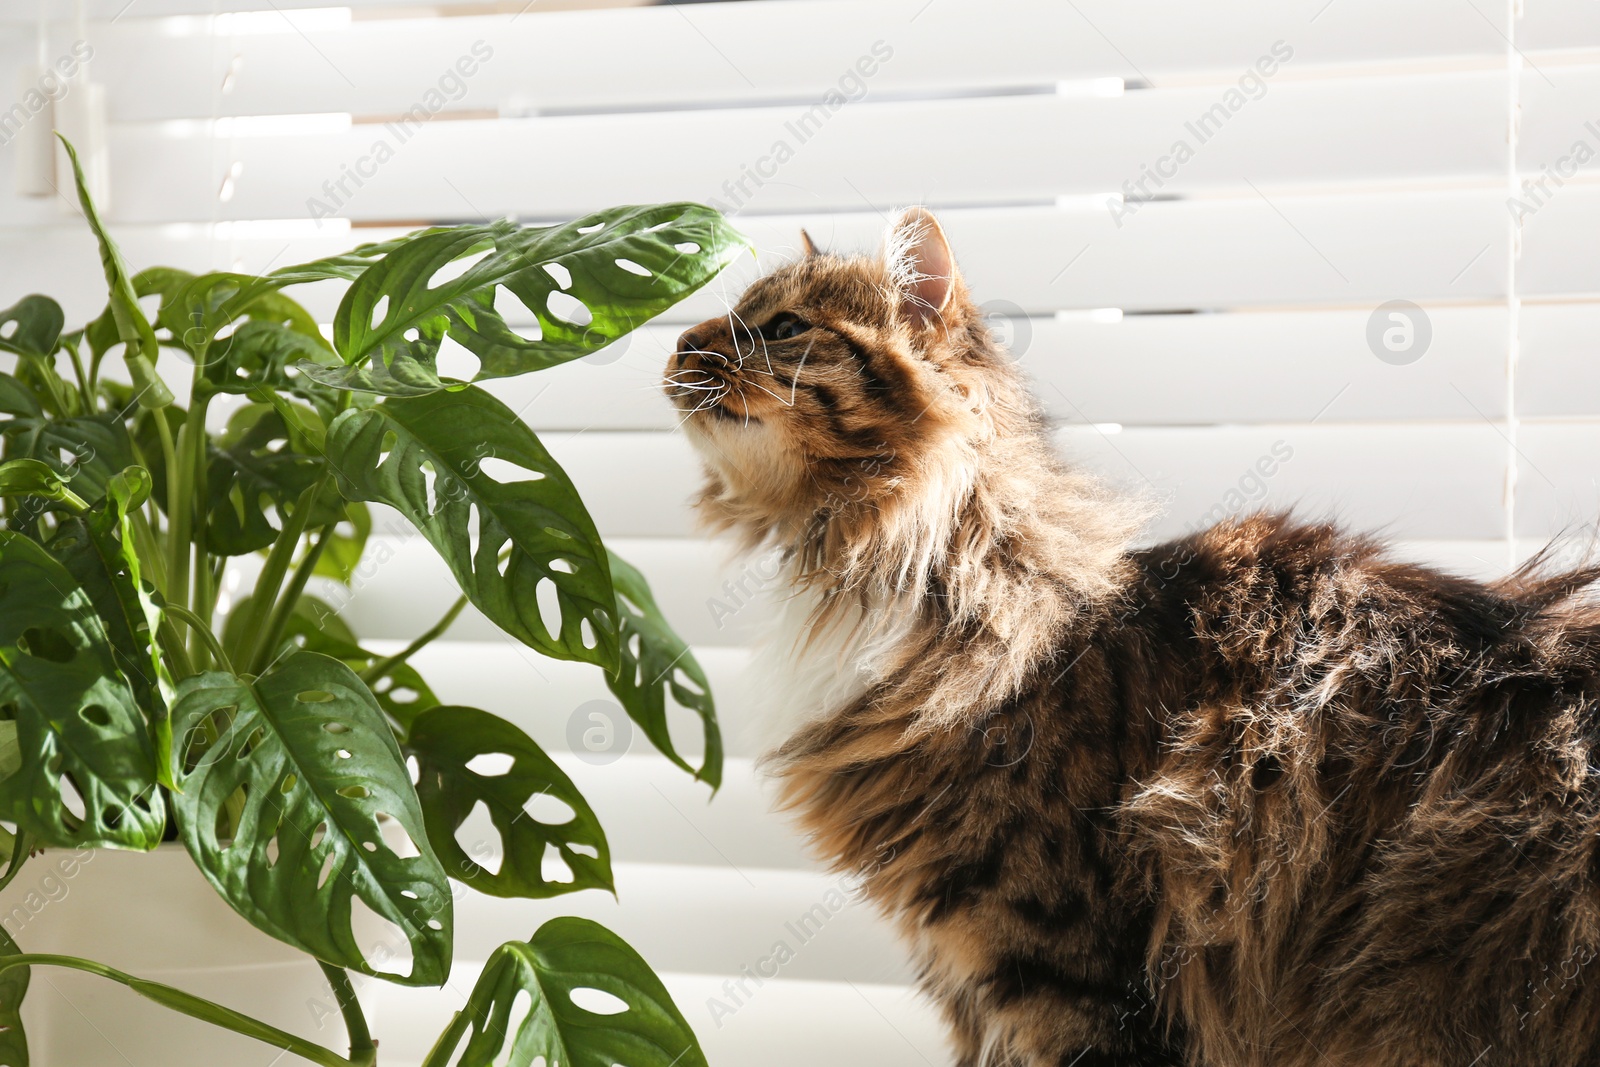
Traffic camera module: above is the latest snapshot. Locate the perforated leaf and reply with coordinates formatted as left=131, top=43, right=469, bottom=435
left=407, top=705, right=611, bottom=899
left=325, top=385, right=616, bottom=669
left=0, top=533, right=164, bottom=850
left=316, top=206, right=747, bottom=396
left=424, top=918, right=707, bottom=1067
left=606, top=552, right=721, bottom=789
left=45, top=468, right=168, bottom=728
left=202, top=403, right=339, bottom=557
left=169, top=652, right=452, bottom=985
left=0, top=297, right=63, bottom=362
left=0, top=412, right=133, bottom=510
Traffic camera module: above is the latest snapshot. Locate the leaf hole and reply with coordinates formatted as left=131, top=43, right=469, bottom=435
left=541, top=262, right=573, bottom=289
left=568, top=987, right=629, bottom=1016
left=535, top=578, right=562, bottom=642
left=675, top=241, right=701, bottom=254
left=297, top=690, right=336, bottom=704
left=336, top=749, right=353, bottom=760
left=544, top=526, right=573, bottom=540
left=79, top=704, right=112, bottom=728
left=523, top=793, right=575, bottom=825
left=576, top=222, right=604, bottom=234
left=465, top=753, right=514, bottom=777
left=281, top=773, right=298, bottom=794
left=437, top=334, right=480, bottom=380
left=568, top=842, right=599, bottom=859
left=614, top=258, right=652, bottom=277
left=580, top=619, right=596, bottom=650
left=317, top=849, right=337, bottom=889
left=549, top=558, right=574, bottom=575
left=323, top=722, right=350, bottom=735
left=19, top=627, right=75, bottom=663
left=338, top=784, right=370, bottom=799
left=546, top=291, right=592, bottom=327
left=541, top=842, right=573, bottom=884
left=311, top=821, right=328, bottom=848
left=369, top=295, right=389, bottom=332
left=456, top=800, right=502, bottom=875
left=476, top=457, right=547, bottom=483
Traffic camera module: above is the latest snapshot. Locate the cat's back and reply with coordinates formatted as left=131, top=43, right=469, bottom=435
left=1117, top=513, right=1600, bottom=1066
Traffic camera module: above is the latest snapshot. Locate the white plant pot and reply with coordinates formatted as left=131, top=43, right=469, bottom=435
left=9, top=842, right=385, bottom=1067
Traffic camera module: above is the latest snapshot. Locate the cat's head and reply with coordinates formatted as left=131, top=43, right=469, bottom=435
left=665, top=207, right=1036, bottom=547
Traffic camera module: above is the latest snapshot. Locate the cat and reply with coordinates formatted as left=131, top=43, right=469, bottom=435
left=663, top=207, right=1600, bottom=1067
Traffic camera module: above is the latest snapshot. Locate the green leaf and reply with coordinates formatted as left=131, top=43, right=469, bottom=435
left=0, top=923, right=29, bottom=1067
left=0, top=297, right=64, bottom=361
left=407, top=706, right=611, bottom=899
left=0, top=413, right=134, bottom=509
left=46, top=467, right=168, bottom=730
left=58, top=135, right=172, bottom=409
left=425, top=918, right=708, bottom=1067
left=0, top=375, right=41, bottom=420
left=168, top=652, right=453, bottom=985
left=0, top=533, right=164, bottom=850
left=203, top=403, right=335, bottom=557
left=606, top=552, right=721, bottom=789
left=324, top=206, right=747, bottom=395
left=325, top=386, right=617, bottom=669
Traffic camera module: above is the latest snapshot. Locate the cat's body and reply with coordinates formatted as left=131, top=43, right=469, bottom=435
left=666, top=212, right=1600, bottom=1066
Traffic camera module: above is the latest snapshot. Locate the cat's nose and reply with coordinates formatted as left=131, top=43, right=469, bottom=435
left=677, top=326, right=712, bottom=355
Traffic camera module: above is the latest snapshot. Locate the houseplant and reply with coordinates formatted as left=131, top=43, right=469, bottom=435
left=0, top=136, right=743, bottom=1066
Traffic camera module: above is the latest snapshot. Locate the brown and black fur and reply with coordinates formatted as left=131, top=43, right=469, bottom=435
left=666, top=209, right=1600, bottom=1066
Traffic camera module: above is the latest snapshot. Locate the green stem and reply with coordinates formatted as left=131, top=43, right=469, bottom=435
left=59, top=339, right=91, bottom=414
left=255, top=524, right=332, bottom=673
left=128, top=508, right=168, bottom=594
left=238, top=474, right=330, bottom=673
left=155, top=411, right=182, bottom=603
left=419, top=1010, right=472, bottom=1067
left=164, top=604, right=233, bottom=675
left=0, top=954, right=353, bottom=1067
left=318, top=962, right=377, bottom=1067
left=155, top=615, right=196, bottom=680
left=190, top=542, right=213, bottom=667
left=359, top=595, right=467, bottom=685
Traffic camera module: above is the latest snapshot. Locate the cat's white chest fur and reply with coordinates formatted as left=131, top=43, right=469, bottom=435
left=746, top=577, right=910, bottom=753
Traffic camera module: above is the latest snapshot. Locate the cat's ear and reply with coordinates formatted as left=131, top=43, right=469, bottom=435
left=884, top=207, right=957, bottom=329
left=799, top=228, right=820, bottom=257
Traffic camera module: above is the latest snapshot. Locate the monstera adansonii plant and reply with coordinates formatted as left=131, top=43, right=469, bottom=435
left=0, top=136, right=744, bottom=1067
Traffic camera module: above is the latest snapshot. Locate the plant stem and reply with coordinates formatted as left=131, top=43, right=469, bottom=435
left=164, top=603, right=233, bottom=675
left=318, top=962, right=377, bottom=1067
left=155, top=615, right=195, bottom=680
left=238, top=474, right=330, bottom=673
left=128, top=508, right=167, bottom=594
left=359, top=595, right=467, bottom=686
left=255, top=524, right=332, bottom=672
left=418, top=1010, right=471, bottom=1067
left=191, top=542, right=213, bottom=667
left=155, top=410, right=182, bottom=602
left=0, top=954, right=354, bottom=1067
left=60, top=339, right=91, bottom=413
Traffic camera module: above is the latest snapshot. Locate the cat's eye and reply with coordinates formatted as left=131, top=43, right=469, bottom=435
left=764, top=313, right=809, bottom=341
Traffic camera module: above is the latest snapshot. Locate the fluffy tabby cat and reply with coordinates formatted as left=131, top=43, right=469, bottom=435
left=663, top=208, right=1600, bottom=1067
